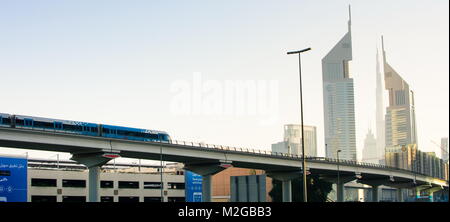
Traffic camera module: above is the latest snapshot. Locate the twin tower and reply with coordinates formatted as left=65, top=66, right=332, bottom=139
left=322, top=6, right=417, bottom=162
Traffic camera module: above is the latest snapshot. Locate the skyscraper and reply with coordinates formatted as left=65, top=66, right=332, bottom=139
left=271, top=124, right=317, bottom=157
left=441, top=137, right=448, bottom=163
left=322, top=6, right=356, bottom=160
left=362, top=129, right=378, bottom=164
left=376, top=48, right=386, bottom=164
left=382, top=36, right=418, bottom=149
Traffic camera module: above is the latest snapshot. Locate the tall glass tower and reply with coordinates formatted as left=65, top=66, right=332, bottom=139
left=382, top=36, right=418, bottom=148
left=376, top=48, right=386, bottom=164
left=322, top=6, right=356, bottom=160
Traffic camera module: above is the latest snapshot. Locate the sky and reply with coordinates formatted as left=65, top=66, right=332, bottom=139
left=0, top=0, right=448, bottom=164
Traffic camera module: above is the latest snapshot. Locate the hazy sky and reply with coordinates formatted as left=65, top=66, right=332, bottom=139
left=0, top=0, right=448, bottom=163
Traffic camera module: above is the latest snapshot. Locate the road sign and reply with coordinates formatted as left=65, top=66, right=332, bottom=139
left=0, top=156, right=27, bottom=202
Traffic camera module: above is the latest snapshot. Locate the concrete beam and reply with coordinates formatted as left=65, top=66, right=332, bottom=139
left=70, top=151, right=119, bottom=202
left=184, top=161, right=232, bottom=202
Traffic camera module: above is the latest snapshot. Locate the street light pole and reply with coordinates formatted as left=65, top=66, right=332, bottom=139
left=287, top=47, right=311, bottom=203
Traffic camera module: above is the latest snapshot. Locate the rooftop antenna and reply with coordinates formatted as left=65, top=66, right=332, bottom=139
left=381, top=35, right=387, bottom=64
left=348, top=5, right=352, bottom=31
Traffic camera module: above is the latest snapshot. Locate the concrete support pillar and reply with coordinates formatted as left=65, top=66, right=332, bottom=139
left=70, top=150, right=120, bottom=202
left=396, top=188, right=404, bottom=202
left=202, top=175, right=212, bottom=202
left=184, top=161, right=232, bottom=202
left=282, top=180, right=292, bottom=202
left=88, top=166, right=100, bottom=202
left=423, top=186, right=443, bottom=202
left=372, top=185, right=379, bottom=202
left=415, top=184, right=432, bottom=200
left=337, top=183, right=345, bottom=202
left=266, top=171, right=301, bottom=203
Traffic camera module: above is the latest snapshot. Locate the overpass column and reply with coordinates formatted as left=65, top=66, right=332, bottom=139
left=267, top=171, right=301, bottom=202
left=322, top=175, right=356, bottom=202
left=282, top=180, right=292, bottom=202
left=396, top=188, right=404, bottom=202
left=423, top=186, right=443, bottom=202
left=371, top=185, right=380, bottom=202
left=70, top=150, right=120, bottom=202
left=337, top=183, right=345, bottom=202
left=202, top=175, right=212, bottom=202
left=184, top=161, right=232, bottom=202
left=415, top=184, right=432, bottom=200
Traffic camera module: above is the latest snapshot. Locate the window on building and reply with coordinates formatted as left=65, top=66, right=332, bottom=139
left=100, top=180, right=114, bottom=188
left=31, top=196, right=57, bottom=202
left=31, top=178, right=57, bottom=187
left=101, top=196, right=114, bottom=202
left=144, top=197, right=162, bottom=202
left=118, top=196, right=139, bottom=202
left=168, top=197, right=185, bottom=202
left=62, top=179, right=86, bottom=188
left=62, top=196, right=86, bottom=202
left=118, top=181, right=139, bottom=189
left=168, top=182, right=185, bottom=190
left=143, top=182, right=162, bottom=189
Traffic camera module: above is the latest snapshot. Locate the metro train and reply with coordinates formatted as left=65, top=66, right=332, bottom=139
left=0, top=113, right=171, bottom=142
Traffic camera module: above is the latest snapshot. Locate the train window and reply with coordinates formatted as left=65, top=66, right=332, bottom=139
left=103, top=128, right=110, bottom=134
left=34, top=121, right=54, bottom=129
left=54, top=122, right=63, bottom=129
left=1, top=117, right=10, bottom=124
left=63, top=124, right=82, bottom=131
left=24, top=119, right=33, bottom=126
left=15, top=119, right=24, bottom=126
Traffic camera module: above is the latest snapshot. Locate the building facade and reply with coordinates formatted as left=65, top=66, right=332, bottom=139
left=382, top=37, right=418, bottom=149
left=441, top=137, right=449, bottom=162
left=376, top=48, right=386, bottom=164
left=322, top=6, right=356, bottom=160
left=271, top=124, right=317, bottom=157
left=211, top=167, right=272, bottom=202
left=385, top=144, right=448, bottom=180
left=25, top=160, right=186, bottom=202
left=362, top=129, right=378, bottom=164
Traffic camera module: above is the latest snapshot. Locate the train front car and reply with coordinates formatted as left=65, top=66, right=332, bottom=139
left=0, top=113, right=11, bottom=127
left=101, top=125, right=171, bottom=142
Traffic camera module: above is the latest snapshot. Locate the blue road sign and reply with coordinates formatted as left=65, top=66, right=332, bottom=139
left=0, top=156, right=28, bottom=202
left=185, top=171, right=202, bottom=202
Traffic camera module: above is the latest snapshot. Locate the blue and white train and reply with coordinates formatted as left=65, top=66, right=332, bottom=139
left=0, top=113, right=171, bottom=142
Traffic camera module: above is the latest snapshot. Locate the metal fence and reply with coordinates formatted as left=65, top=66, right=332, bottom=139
left=161, top=139, right=447, bottom=180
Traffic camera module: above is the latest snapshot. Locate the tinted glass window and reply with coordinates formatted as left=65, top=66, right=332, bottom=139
left=119, top=196, right=139, bottom=202
left=168, top=197, right=185, bottom=202
left=100, top=181, right=114, bottom=188
left=118, top=181, right=139, bottom=189
left=34, top=121, right=54, bottom=129
left=144, top=197, right=161, bottom=202
left=62, top=179, right=86, bottom=188
left=101, top=196, right=114, bottom=202
left=31, top=196, right=57, bottom=202
left=144, top=182, right=162, bottom=189
left=31, top=178, right=57, bottom=187
left=168, top=182, right=185, bottom=190
left=62, top=196, right=86, bottom=202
